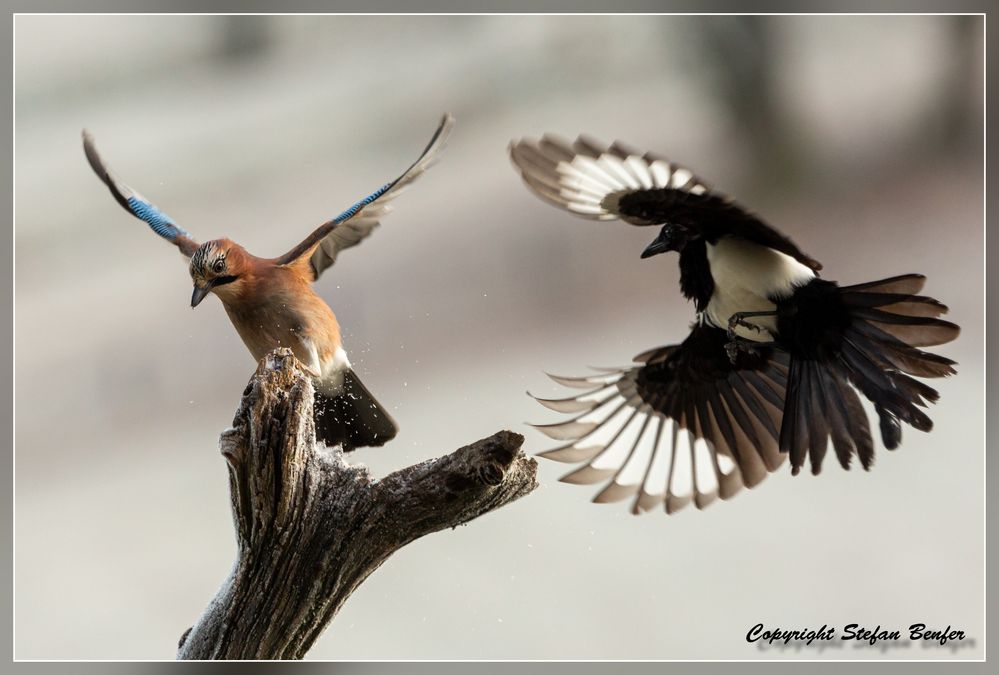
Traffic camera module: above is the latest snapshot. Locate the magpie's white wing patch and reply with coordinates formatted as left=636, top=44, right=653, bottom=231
left=531, top=325, right=789, bottom=516
left=509, top=132, right=824, bottom=271
left=509, top=134, right=710, bottom=225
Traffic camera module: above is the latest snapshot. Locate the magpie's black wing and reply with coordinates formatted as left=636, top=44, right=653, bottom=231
left=531, top=324, right=788, bottom=515
left=509, top=134, right=822, bottom=271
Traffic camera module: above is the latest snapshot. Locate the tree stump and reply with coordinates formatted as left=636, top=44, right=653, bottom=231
left=176, top=348, right=538, bottom=660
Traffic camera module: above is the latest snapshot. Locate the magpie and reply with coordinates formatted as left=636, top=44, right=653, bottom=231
left=509, top=134, right=959, bottom=514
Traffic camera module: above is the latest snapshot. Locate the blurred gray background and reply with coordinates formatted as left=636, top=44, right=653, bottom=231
left=14, top=15, right=983, bottom=660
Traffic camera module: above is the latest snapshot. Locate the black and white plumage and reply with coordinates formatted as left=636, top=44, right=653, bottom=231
left=533, top=324, right=788, bottom=514
left=510, top=135, right=821, bottom=331
left=511, top=134, right=959, bottom=512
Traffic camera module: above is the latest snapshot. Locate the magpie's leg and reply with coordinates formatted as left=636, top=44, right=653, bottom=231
left=724, top=310, right=779, bottom=364
left=724, top=335, right=777, bottom=364
left=726, top=310, right=778, bottom=341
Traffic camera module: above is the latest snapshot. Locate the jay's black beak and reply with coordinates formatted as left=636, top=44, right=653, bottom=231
left=191, top=283, right=211, bottom=308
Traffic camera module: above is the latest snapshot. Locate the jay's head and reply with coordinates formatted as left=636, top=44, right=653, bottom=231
left=640, top=224, right=694, bottom=259
left=190, top=239, right=244, bottom=308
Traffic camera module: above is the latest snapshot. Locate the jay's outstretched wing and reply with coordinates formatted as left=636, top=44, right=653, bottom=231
left=509, top=134, right=821, bottom=271
left=277, top=113, right=455, bottom=280
left=82, top=130, right=200, bottom=257
left=532, top=324, right=788, bottom=515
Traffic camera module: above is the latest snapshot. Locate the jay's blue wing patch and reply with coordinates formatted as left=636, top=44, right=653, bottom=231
left=82, top=129, right=199, bottom=257
left=330, top=182, right=393, bottom=224
left=125, top=195, right=191, bottom=242
left=274, top=113, right=456, bottom=279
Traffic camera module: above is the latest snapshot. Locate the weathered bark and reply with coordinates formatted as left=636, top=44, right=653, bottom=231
left=177, top=348, right=538, bottom=660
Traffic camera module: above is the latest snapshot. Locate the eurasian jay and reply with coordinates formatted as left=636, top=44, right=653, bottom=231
left=509, top=134, right=958, bottom=514
left=84, top=114, right=455, bottom=450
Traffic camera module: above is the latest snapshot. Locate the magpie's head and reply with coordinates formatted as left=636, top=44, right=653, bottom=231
left=641, top=225, right=693, bottom=259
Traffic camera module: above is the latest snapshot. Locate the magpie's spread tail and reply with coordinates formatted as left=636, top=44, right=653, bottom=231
left=778, top=274, right=959, bottom=475
left=313, top=369, right=399, bottom=451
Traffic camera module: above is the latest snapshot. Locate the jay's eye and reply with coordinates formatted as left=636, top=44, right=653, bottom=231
left=213, top=260, right=225, bottom=273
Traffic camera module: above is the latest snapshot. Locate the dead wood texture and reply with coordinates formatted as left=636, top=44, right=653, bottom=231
left=176, top=348, right=538, bottom=660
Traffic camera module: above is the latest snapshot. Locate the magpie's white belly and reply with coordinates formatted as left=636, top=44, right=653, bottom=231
left=704, top=237, right=815, bottom=341
left=705, top=284, right=780, bottom=340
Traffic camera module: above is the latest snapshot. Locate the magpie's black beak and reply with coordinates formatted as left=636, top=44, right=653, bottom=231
left=641, top=228, right=679, bottom=259
left=191, top=283, right=211, bottom=308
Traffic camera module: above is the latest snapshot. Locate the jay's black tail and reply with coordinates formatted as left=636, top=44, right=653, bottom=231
left=313, top=369, right=399, bottom=451
left=777, top=274, right=959, bottom=475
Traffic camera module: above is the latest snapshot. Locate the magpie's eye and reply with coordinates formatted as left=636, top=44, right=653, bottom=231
left=213, top=260, right=225, bottom=273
